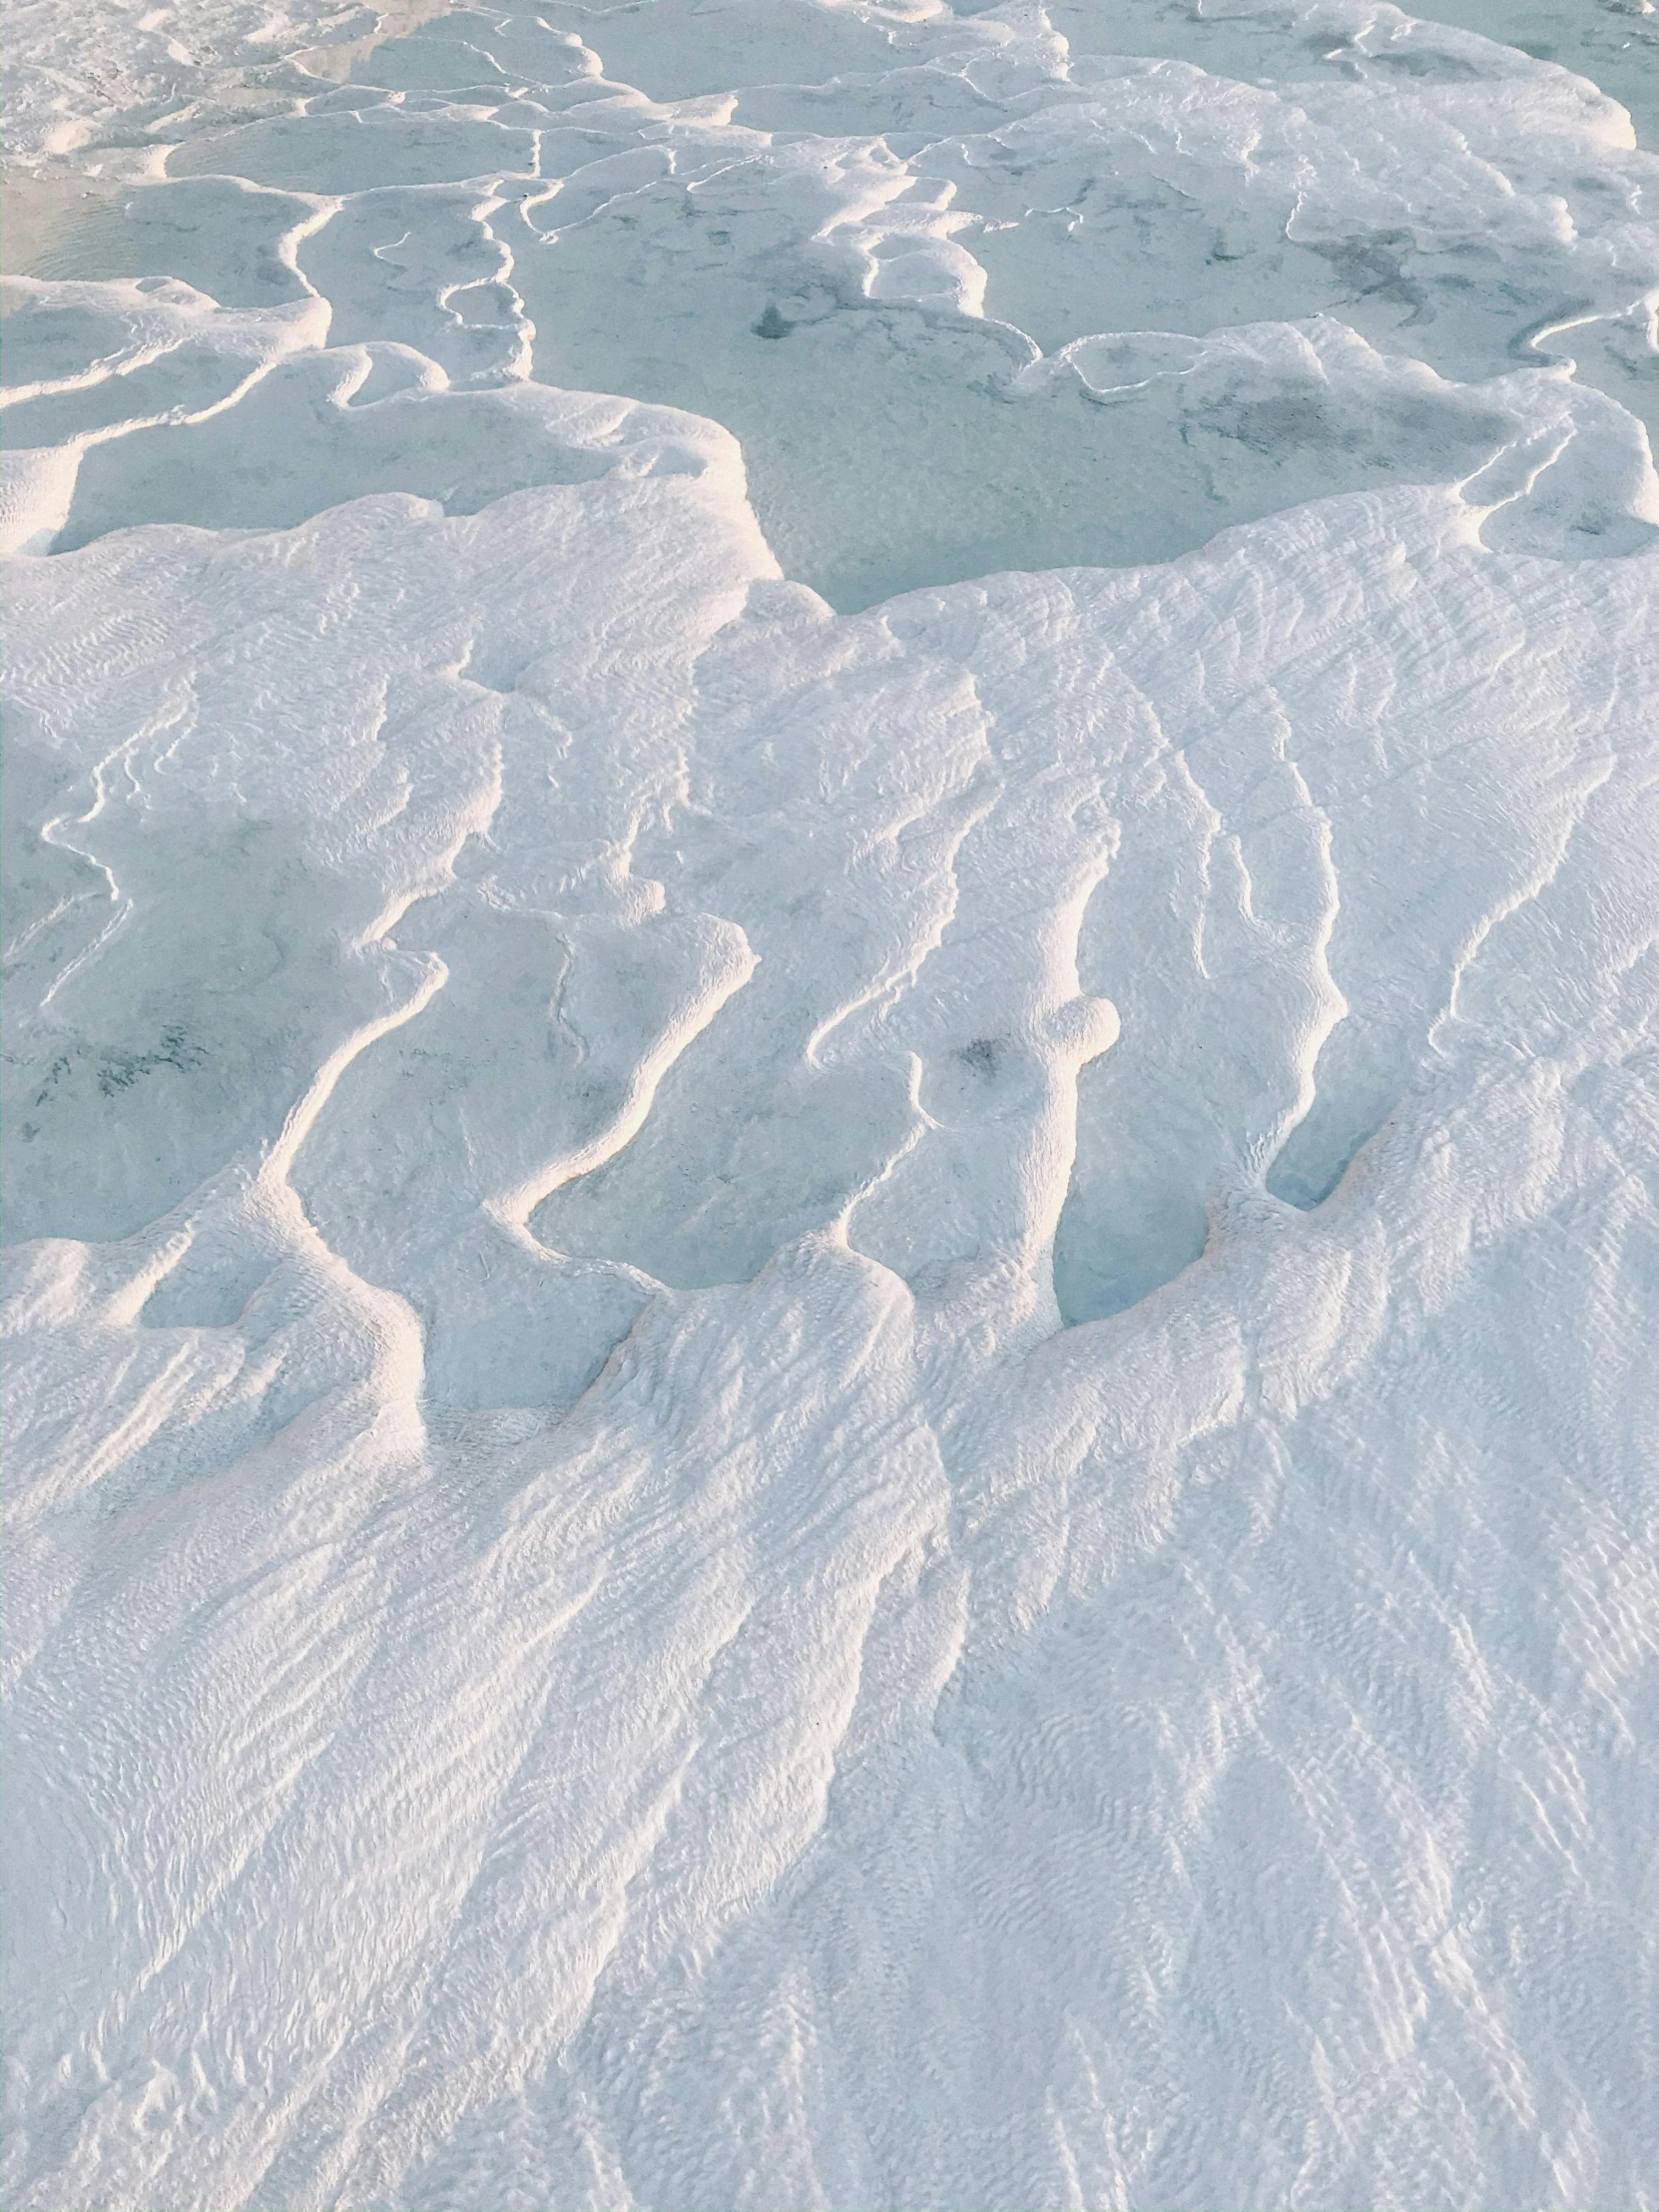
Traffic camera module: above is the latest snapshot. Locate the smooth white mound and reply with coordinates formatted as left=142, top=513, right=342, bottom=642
left=3, top=2, right=1657, bottom=2209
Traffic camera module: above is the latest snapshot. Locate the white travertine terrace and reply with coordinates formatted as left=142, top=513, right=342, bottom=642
left=3, top=4, right=1656, bottom=2208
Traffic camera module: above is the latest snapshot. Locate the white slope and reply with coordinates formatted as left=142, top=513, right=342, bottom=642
left=2, top=2, right=1657, bottom=2209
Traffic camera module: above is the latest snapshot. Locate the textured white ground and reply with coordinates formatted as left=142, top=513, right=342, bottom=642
left=3, top=3, right=1657, bottom=2209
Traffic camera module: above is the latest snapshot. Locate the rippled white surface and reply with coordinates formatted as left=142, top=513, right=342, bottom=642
left=3, top=4, right=1657, bottom=2208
